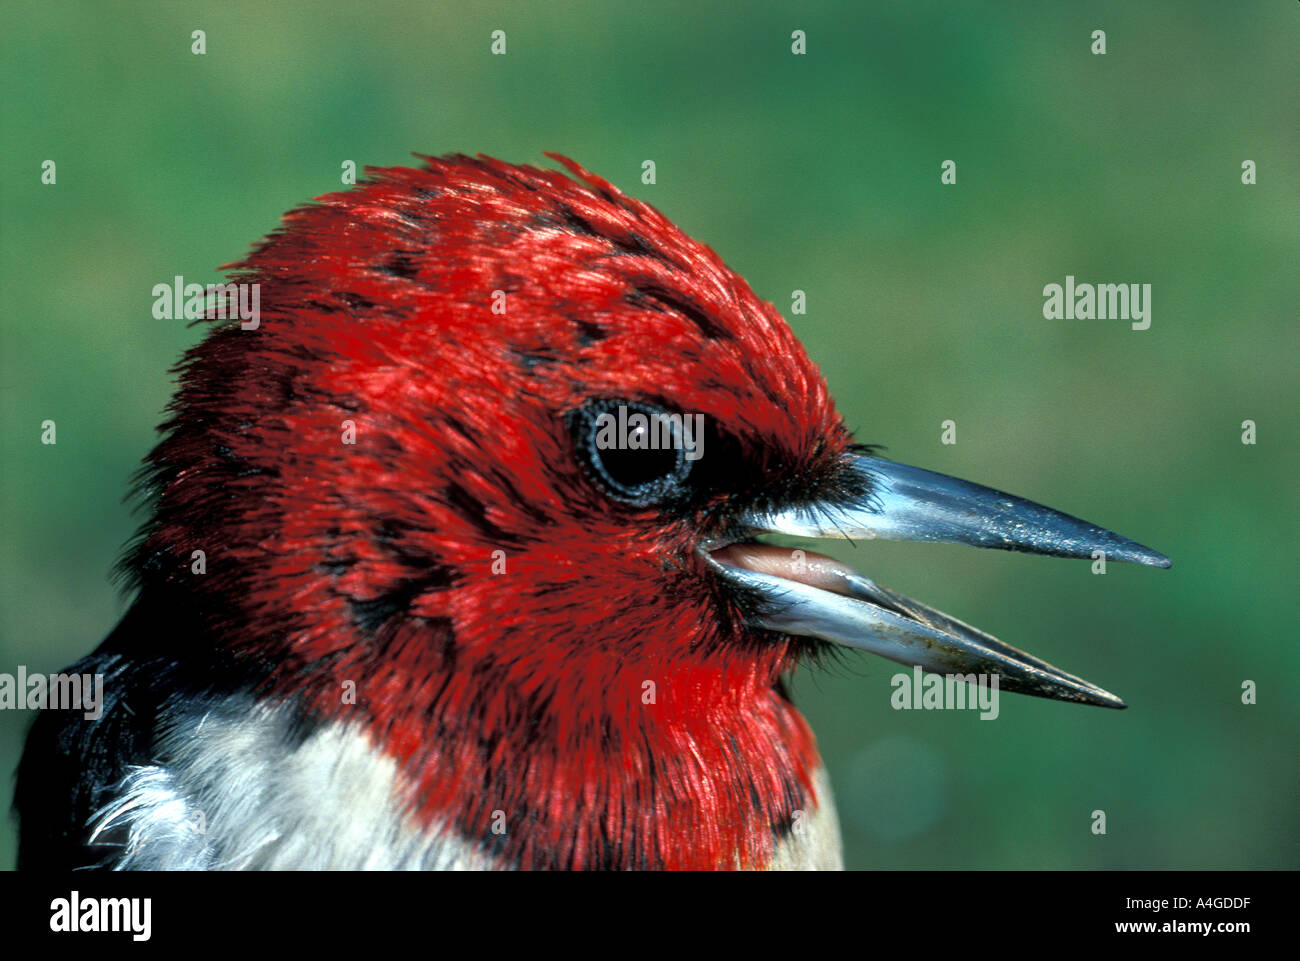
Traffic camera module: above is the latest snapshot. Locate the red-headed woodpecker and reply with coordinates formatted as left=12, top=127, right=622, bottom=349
left=16, top=154, right=1169, bottom=870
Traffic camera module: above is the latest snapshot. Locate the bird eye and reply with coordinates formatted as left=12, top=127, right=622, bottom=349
left=570, top=399, right=693, bottom=506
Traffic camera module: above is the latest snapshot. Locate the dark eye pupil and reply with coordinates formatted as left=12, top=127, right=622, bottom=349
left=572, top=399, right=694, bottom=506
left=598, top=444, right=681, bottom=490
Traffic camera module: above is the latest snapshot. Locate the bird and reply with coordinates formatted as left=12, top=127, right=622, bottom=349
left=15, top=153, right=1170, bottom=871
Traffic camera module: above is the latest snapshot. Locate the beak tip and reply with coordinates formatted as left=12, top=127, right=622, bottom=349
left=1117, top=542, right=1172, bottom=569
left=1071, top=687, right=1127, bottom=709
left=1088, top=683, right=1129, bottom=709
left=1054, top=683, right=1127, bottom=710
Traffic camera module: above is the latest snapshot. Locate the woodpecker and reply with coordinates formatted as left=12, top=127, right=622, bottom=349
left=15, top=153, right=1169, bottom=870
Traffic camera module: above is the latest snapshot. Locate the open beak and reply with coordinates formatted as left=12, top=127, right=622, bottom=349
left=706, top=454, right=1170, bottom=708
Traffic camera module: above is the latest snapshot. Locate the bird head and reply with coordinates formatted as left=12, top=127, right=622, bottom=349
left=124, top=153, right=1168, bottom=869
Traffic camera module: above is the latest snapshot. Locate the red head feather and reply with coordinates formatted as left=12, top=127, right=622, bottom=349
left=127, top=154, right=850, bottom=869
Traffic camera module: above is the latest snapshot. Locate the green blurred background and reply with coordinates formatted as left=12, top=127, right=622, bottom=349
left=2, top=1, right=1296, bottom=870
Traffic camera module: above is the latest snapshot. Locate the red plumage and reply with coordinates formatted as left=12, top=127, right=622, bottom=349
left=125, top=154, right=848, bottom=869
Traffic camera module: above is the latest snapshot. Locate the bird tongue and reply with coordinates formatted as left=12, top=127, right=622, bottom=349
left=709, top=543, right=871, bottom=601
left=709, top=541, right=923, bottom=623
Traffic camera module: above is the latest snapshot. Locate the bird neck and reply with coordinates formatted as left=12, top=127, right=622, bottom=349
left=285, top=619, right=824, bottom=870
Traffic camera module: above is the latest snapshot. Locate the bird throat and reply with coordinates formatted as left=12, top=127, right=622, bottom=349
left=282, top=614, right=824, bottom=870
